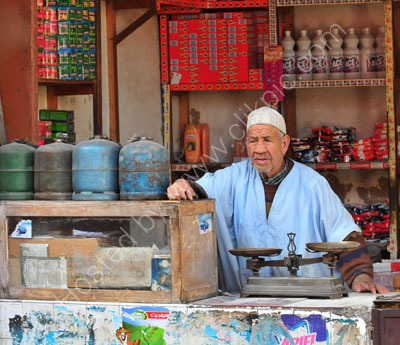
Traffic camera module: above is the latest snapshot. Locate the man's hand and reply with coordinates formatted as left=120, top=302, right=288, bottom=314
left=351, top=273, right=389, bottom=294
left=167, top=179, right=196, bottom=200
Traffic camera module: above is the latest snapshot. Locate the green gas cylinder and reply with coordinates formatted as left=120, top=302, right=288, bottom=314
left=0, top=142, right=36, bottom=200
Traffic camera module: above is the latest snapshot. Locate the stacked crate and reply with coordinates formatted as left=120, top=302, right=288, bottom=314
left=38, top=110, right=75, bottom=145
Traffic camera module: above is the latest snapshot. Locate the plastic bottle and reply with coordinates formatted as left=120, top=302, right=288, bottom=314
left=375, top=26, right=385, bottom=78
left=328, top=27, right=344, bottom=80
left=282, top=30, right=296, bottom=81
left=344, top=28, right=361, bottom=79
left=200, top=123, right=210, bottom=163
left=360, top=27, right=377, bottom=79
left=295, top=30, right=312, bottom=81
left=184, top=124, right=201, bottom=163
left=311, top=29, right=329, bottom=80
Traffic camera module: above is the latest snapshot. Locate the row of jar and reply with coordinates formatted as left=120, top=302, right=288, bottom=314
left=282, top=26, right=385, bottom=81
left=0, top=136, right=169, bottom=201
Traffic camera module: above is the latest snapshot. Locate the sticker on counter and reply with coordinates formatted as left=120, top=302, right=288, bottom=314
left=120, top=306, right=170, bottom=344
left=199, top=213, right=213, bottom=235
left=11, top=219, right=32, bottom=238
left=250, top=314, right=327, bottom=345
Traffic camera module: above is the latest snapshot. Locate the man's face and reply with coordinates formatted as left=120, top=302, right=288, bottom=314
left=246, top=124, right=290, bottom=177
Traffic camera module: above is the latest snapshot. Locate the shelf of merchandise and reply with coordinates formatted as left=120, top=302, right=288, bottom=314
left=170, top=82, right=265, bottom=91
left=277, top=0, right=383, bottom=6
left=158, top=0, right=398, bottom=257
left=171, top=160, right=388, bottom=172
left=0, top=0, right=102, bottom=142
left=275, top=0, right=398, bottom=257
left=305, top=161, right=389, bottom=170
left=283, top=78, right=385, bottom=88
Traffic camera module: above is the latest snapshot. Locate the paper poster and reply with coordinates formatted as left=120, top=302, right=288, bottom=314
left=120, top=306, right=170, bottom=345
left=250, top=314, right=327, bottom=345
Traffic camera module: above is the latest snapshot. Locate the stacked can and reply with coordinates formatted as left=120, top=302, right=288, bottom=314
left=37, top=1, right=59, bottom=79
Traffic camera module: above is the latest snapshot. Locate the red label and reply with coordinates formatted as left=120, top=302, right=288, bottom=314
left=316, top=163, right=337, bottom=170
left=147, top=312, right=169, bottom=319
left=350, top=162, right=371, bottom=169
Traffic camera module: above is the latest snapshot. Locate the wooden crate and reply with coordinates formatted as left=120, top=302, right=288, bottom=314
left=0, top=200, right=218, bottom=303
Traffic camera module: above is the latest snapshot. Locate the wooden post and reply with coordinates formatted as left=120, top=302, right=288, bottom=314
left=106, top=0, right=119, bottom=141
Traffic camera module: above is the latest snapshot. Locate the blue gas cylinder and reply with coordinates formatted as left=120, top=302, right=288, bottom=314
left=119, top=137, right=169, bottom=200
left=72, top=135, right=121, bottom=200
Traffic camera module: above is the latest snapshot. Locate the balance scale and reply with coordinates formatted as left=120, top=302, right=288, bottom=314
left=229, top=233, right=360, bottom=299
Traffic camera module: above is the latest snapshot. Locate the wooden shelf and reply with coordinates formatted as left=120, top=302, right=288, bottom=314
left=305, top=160, right=388, bottom=170
left=158, top=0, right=269, bottom=9
left=172, top=160, right=389, bottom=172
left=277, top=0, right=383, bottom=6
left=38, top=79, right=96, bottom=86
left=38, top=79, right=97, bottom=97
left=172, top=162, right=231, bottom=172
left=283, top=78, right=385, bottom=88
left=170, top=82, right=264, bottom=91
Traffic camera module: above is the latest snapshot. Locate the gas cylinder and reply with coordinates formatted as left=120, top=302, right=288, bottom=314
left=72, top=135, right=121, bottom=200
left=34, top=139, right=74, bottom=200
left=0, top=141, right=36, bottom=200
left=119, top=137, right=169, bottom=200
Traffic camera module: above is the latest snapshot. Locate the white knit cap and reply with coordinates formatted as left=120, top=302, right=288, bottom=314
left=246, top=107, right=286, bottom=134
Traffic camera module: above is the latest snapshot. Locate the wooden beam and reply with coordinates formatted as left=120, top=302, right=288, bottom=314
left=114, top=0, right=157, bottom=45
left=93, top=0, right=103, bottom=135
left=179, top=93, right=189, bottom=145
left=46, top=87, right=58, bottom=109
left=106, top=0, right=120, bottom=141
left=113, top=0, right=150, bottom=10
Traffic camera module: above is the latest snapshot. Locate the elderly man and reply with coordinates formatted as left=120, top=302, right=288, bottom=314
left=167, top=106, right=388, bottom=294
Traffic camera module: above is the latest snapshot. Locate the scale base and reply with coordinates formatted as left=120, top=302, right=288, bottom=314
left=242, top=276, right=348, bottom=299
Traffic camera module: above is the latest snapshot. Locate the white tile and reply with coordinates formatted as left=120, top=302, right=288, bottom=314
left=0, top=301, right=22, bottom=339
left=0, top=339, right=13, bottom=345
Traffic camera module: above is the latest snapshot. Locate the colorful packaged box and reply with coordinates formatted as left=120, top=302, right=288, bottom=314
left=57, top=7, right=76, bottom=22
left=38, top=121, right=52, bottom=138
left=44, top=37, right=58, bottom=52
left=44, top=21, right=58, bottom=37
left=43, top=7, right=57, bottom=22
left=58, top=0, right=76, bottom=6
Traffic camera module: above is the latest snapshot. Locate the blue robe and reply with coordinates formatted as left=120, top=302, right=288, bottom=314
left=196, top=159, right=359, bottom=292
